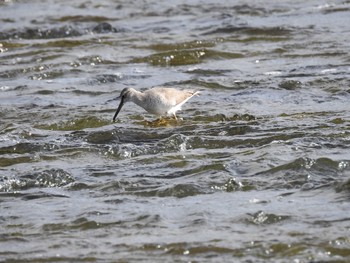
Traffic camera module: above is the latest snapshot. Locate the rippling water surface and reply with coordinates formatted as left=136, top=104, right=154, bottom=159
left=1, top=0, right=350, bottom=262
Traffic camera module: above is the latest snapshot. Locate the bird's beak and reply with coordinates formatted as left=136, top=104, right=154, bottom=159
left=113, top=95, right=125, bottom=122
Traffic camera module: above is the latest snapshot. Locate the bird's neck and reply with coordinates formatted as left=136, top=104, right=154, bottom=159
left=129, top=90, right=146, bottom=107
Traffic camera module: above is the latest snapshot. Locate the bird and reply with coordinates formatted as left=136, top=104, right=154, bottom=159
left=113, top=87, right=199, bottom=122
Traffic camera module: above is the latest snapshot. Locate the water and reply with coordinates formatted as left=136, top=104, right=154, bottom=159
left=1, top=0, right=350, bottom=262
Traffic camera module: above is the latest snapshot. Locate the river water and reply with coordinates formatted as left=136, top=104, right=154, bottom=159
left=1, top=0, right=350, bottom=262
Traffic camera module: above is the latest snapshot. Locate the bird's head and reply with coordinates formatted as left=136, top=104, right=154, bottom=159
left=113, top=88, right=135, bottom=122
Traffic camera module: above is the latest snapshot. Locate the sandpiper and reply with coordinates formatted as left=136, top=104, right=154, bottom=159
left=113, top=87, right=199, bottom=122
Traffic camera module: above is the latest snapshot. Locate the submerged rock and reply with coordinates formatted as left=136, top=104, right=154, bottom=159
left=92, top=22, right=119, bottom=33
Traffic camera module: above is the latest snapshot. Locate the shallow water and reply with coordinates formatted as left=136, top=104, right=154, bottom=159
left=1, top=0, right=350, bottom=262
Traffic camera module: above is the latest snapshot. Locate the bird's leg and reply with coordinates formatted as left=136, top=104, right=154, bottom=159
left=173, top=113, right=178, bottom=120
